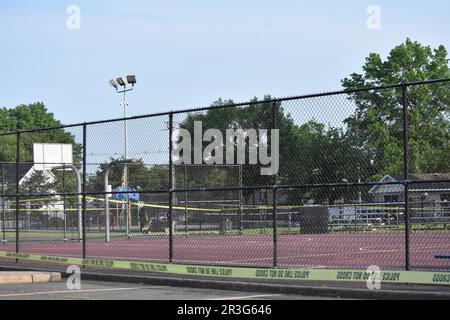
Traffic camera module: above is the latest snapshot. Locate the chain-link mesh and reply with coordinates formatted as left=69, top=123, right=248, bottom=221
left=171, top=189, right=274, bottom=267
left=14, top=126, right=84, bottom=260
left=0, top=79, right=449, bottom=272
left=0, top=131, right=18, bottom=260
left=409, top=180, right=450, bottom=270
left=276, top=185, right=407, bottom=269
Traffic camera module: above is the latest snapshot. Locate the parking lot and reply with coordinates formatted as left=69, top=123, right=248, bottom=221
left=0, top=280, right=344, bottom=300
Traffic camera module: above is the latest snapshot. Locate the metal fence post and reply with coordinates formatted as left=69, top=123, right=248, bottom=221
left=1, top=163, right=5, bottom=243
left=168, top=113, right=174, bottom=263
left=82, top=123, right=87, bottom=259
left=238, top=164, right=243, bottom=235
left=184, top=164, right=188, bottom=236
left=272, top=101, right=278, bottom=267
left=402, top=85, right=411, bottom=271
left=272, top=198, right=278, bottom=268
left=15, top=133, right=20, bottom=262
left=62, top=164, right=67, bottom=240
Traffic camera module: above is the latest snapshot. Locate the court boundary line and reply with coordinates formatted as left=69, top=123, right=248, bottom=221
left=1, top=250, right=449, bottom=287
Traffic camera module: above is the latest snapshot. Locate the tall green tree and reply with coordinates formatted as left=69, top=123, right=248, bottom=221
left=0, top=102, right=82, bottom=164
left=87, top=158, right=168, bottom=193
left=178, top=98, right=370, bottom=204
left=19, top=171, right=55, bottom=194
left=19, top=171, right=54, bottom=212
left=178, top=96, right=297, bottom=190
left=283, top=120, right=375, bottom=204
left=0, top=102, right=83, bottom=196
left=342, top=39, right=450, bottom=176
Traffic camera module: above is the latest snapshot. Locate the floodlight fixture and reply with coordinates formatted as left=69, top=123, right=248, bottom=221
left=116, top=77, right=126, bottom=86
left=126, top=75, right=136, bottom=86
left=109, top=79, right=118, bottom=90
left=109, top=75, right=136, bottom=90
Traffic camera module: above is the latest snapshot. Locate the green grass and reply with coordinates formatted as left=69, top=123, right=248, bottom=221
left=1, top=223, right=449, bottom=242
left=0, top=230, right=126, bottom=240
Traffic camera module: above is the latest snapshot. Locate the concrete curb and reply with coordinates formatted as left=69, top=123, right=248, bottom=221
left=0, top=264, right=449, bottom=299
left=78, top=272, right=450, bottom=300
left=0, top=271, right=61, bottom=285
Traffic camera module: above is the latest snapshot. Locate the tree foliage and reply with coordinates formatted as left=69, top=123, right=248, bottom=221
left=342, top=39, right=450, bottom=176
left=0, top=102, right=82, bottom=164
left=19, top=171, right=55, bottom=194
left=178, top=97, right=367, bottom=204
left=3, top=39, right=448, bottom=207
left=87, top=158, right=168, bottom=193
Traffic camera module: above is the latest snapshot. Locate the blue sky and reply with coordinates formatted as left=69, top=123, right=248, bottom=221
left=1, top=0, right=449, bottom=126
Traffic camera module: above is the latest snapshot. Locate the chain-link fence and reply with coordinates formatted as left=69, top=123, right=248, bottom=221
left=0, top=78, right=449, bottom=272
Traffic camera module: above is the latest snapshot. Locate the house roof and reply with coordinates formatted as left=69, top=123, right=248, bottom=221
left=408, top=173, right=450, bottom=191
left=2, top=163, right=34, bottom=185
left=386, top=173, right=450, bottom=182
left=369, top=173, right=450, bottom=194
left=409, top=173, right=450, bottom=181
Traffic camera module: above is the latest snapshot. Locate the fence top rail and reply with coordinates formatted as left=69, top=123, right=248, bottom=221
left=0, top=78, right=449, bottom=137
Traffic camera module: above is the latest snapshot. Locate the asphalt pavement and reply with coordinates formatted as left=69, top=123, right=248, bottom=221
left=0, top=280, right=345, bottom=300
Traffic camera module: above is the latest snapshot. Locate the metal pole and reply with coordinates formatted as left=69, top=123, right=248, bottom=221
left=15, top=133, right=20, bottom=262
left=272, top=101, right=278, bottom=267
left=184, top=164, right=188, bottom=236
left=63, top=164, right=67, bottom=240
left=26, top=201, right=30, bottom=230
left=260, top=209, right=263, bottom=234
left=172, top=149, right=177, bottom=207
left=104, top=166, right=111, bottom=242
left=238, top=165, right=243, bottom=235
left=168, top=113, right=174, bottom=263
left=74, top=167, right=82, bottom=241
left=273, top=186, right=278, bottom=267
left=123, top=90, right=130, bottom=237
left=52, top=164, right=83, bottom=241
left=82, top=123, right=87, bottom=258
left=1, top=164, right=5, bottom=243
left=358, top=172, right=362, bottom=204
left=402, top=85, right=411, bottom=270
left=288, top=211, right=292, bottom=234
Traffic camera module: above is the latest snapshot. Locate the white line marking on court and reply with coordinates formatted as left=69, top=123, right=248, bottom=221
left=0, top=287, right=144, bottom=298
left=226, top=245, right=450, bottom=264
left=208, top=294, right=281, bottom=300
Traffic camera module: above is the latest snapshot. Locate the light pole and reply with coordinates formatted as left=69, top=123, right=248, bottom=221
left=52, top=164, right=82, bottom=241
left=421, top=192, right=429, bottom=218
left=104, top=158, right=138, bottom=242
left=109, top=75, right=137, bottom=237
left=357, top=165, right=362, bottom=204
left=1, top=164, right=5, bottom=244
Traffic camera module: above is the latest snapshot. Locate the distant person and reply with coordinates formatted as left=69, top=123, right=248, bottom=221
left=139, top=205, right=148, bottom=233
left=164, top=210, right=177, bottom=235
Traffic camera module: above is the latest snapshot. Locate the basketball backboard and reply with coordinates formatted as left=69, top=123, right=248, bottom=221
left=33, top=143, right=73, bottom=171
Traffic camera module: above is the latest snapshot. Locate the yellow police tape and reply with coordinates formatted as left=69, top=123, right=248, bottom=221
left=13, top=195, right=404, bottom=213
left=15, top=195, right=443, bottom=214
left=13, top=196, right=222, bottom=213
left=0, top=250, right=449, bottom=286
